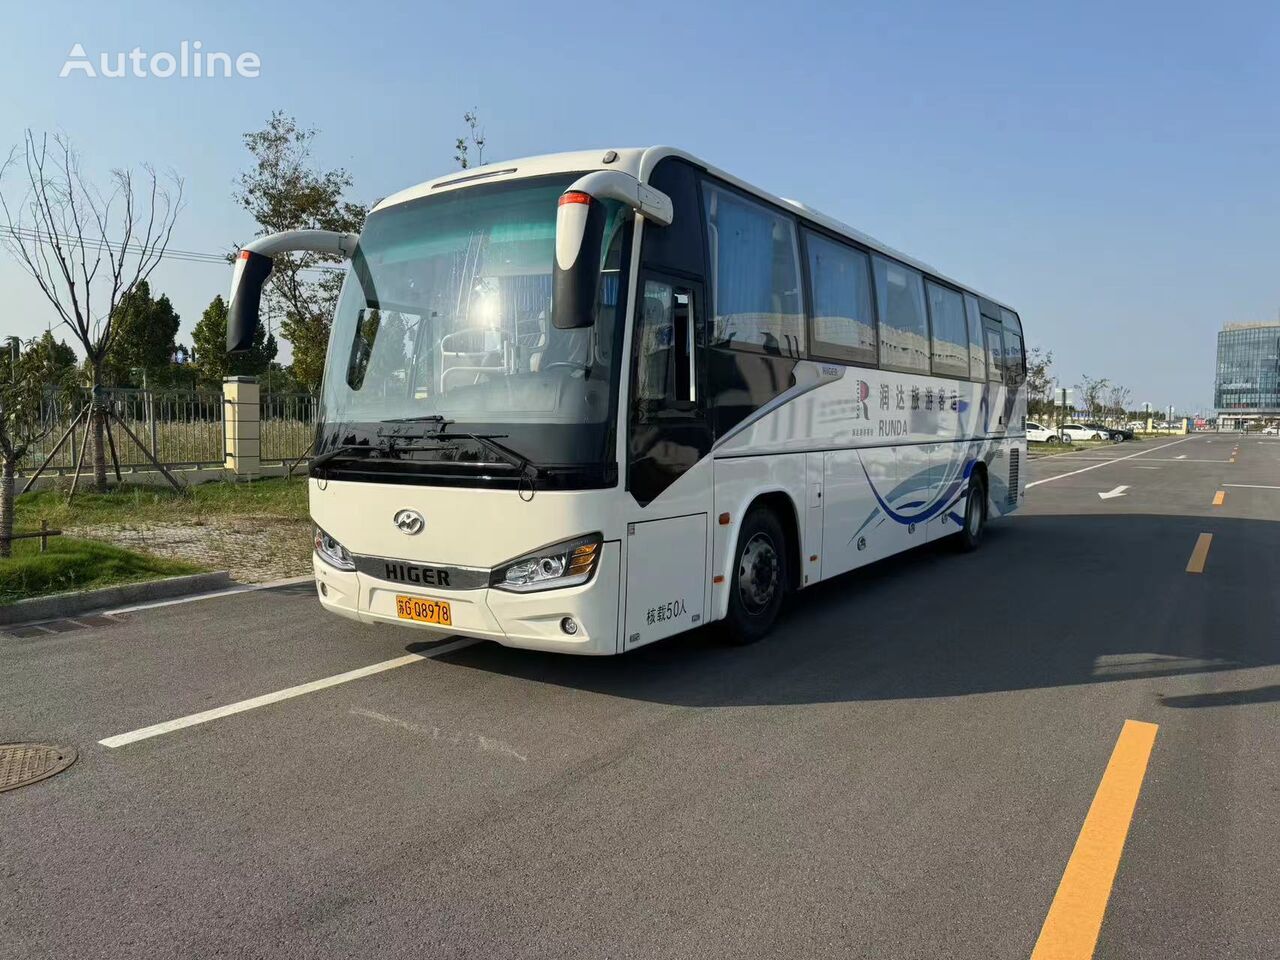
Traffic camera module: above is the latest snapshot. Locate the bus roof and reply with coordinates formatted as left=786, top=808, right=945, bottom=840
left=373, top=146, right=1017, bottom=315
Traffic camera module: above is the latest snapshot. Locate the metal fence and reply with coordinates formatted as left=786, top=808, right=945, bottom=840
left=17, top=387, right=316, bottom=474
left=260, top=392, right=317, bottom=463
left=111, top=389, right=225, bottom=467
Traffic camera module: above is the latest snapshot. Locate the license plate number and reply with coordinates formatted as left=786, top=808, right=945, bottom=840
left=395, top=595, right=452, bottom=626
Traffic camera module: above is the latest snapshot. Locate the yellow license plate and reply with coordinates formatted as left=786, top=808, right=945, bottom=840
left=395, top=595, right=452, bottom=626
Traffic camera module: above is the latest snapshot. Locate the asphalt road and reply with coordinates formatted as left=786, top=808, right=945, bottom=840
left=3, top=433, right=1278, bottom=959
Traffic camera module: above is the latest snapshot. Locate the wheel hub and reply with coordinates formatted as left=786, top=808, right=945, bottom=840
left=739, top=532, right=779, bottom=615
left=967, top=489, right=982, bottom=536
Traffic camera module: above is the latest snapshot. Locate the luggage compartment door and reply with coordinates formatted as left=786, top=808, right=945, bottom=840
left=623, top=514, right=707, bottom=650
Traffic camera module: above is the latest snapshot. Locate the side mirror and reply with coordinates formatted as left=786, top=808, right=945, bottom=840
left=227, top=249, right=274, bottom=353
left=550, top=172, right=674, bottom=331
left=552, top=192, right=606, bottom=330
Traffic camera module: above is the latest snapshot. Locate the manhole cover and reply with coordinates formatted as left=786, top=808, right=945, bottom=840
left=0, top=743, right=77, bottom=793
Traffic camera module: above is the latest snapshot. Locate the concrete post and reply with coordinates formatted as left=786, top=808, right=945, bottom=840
left=223, top=376, right=261, bottom=480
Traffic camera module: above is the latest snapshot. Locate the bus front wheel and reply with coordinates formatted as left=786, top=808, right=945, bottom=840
left=722, top=507, right=788, bottom=645
left=957, top=476, right=987, bottom=552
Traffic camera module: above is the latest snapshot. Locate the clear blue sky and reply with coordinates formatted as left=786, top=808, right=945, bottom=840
left=1, top=0, right=1276, bottom=412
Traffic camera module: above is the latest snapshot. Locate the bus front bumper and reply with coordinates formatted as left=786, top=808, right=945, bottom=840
left=310, top=541, right=620, bottom=656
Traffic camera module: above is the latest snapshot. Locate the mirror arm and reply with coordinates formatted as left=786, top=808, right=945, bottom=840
left=226, top=229, right=360, bottom=354
left=563, top=171, right=673, bottom=226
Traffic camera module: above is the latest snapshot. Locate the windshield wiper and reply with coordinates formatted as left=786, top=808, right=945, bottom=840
left=376, top=416, right=540, bottom=477
left=424, top=429, right=542, bottom=479
left=379, top=414, right=454, bottom=428
left=310, top=444, right=377, bottom=471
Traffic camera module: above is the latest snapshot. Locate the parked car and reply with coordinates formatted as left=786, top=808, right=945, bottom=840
left=1084, top=421, right=1133, bottom=441
left=1026, top=421, right=1060, bottom=444
left=1263, top=425, right=1279, bottom=436
left=1059, top=422, right=1109, bottom=442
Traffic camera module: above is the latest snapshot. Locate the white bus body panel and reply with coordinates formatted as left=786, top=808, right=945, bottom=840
left=310, top=479, right=627, bottom=655
left=708, top=366, right=1025, bottom=609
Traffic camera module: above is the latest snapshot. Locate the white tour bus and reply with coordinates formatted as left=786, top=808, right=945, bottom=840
left=227, top=147, right=1027, bottom=655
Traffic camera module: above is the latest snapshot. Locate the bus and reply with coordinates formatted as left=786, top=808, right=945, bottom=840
left=227, top=147, right=1027, bottom=655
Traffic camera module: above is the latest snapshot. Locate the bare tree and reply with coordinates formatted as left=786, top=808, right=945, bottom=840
left=0, top=131, right=182, bottom=491
left=454, top=109, right=486, bottom=169
left=1074, top=375, right=1110, bottom=421
left=1105, top=383, right=1132, bottom=425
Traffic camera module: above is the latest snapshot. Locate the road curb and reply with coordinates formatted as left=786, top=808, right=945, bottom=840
left=0, top=572, right=236, bottom=626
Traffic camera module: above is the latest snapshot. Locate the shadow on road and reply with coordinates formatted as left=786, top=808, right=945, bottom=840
left=416, top=513, right=1279, bottom=708
left=1159, top=684, right=1280, bottom=708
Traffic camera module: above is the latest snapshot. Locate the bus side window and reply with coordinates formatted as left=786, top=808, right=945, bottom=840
left=964, top=294, right=985, bottom=381
left=983, top=323, right=1004, bottom=383
left=1004, top=331, right=1025, bottom=385
left=1000, top=308, right=1026, bottom=385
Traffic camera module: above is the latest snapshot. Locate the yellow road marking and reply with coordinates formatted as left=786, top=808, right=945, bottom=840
left=1031, top=720, right=1159, bottom=960
left=1185, top=533, right=1213, bottom=573
left=1212, top=491, right=1225, bottom=506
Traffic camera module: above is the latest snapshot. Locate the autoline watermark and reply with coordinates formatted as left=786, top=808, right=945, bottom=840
left=60, top=42, right=261, bottom=79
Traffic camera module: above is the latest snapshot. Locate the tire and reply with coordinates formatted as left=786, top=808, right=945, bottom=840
left=722, top=507, right=788, bottom=645
left=956, top=475, right=987, bottom=552
left=1111, top=432, right=1124, bottom=443
left=1046, top=435, right=1060, bottom=446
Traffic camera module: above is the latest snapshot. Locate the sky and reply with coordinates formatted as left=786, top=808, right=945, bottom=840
left=0, top=0, right=1276, bottom=413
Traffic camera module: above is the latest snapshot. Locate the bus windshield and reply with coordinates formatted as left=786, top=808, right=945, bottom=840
left=319, top=174, right=628, bottom=470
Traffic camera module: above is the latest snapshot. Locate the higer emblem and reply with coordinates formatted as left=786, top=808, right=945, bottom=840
left=393, top=509, right=425, bottom=535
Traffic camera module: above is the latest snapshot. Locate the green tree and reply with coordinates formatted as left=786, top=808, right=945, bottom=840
left=28, top=330, right=77, bottom=371
left=190, top=294, right=277, bottom=387
left=103, top=280, right=181, bottom=386
left=1025, top=347, right=1054, bottom=420
left=233, top=112, right=365, bottom=393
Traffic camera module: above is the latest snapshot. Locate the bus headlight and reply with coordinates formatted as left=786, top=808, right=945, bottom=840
left=491, top=534, right=602, bottom=593
left=314, top=526, right=355, bottom=571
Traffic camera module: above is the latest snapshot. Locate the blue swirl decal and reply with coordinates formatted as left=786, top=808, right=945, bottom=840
left=858, top=455, right=975, bottom=527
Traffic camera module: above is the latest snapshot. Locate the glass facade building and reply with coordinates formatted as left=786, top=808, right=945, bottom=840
left=1215, top=323, right=1280, bottom=417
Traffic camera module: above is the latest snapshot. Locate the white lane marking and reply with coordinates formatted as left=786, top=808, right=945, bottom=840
left=1175, top=455, right=1187, bottom=460
left=349, top=707, right=528, bottom=763
left=1133, top=466, right=1162, bottom=470
left=99, top=637, right=480, bottom=748
left=1026, top=437, right=1193, bottom=488
left=1223, top=483, right=1280, bottom=490
left=1098, top=485, right=1130, bottom=500
left=105, top=575, right=314, bottom=616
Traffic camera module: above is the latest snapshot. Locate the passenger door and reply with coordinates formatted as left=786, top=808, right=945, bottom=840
left=627, top=275, right=711, bottom=506
left=622, top=274, right=713, bottom=650
left=982, top=317, right=1007, bottom=435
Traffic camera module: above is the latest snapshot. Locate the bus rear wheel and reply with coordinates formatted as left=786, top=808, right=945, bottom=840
left=722, top=507, right=788, bottom=645
left=956, top=476, right=987, bottom=552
